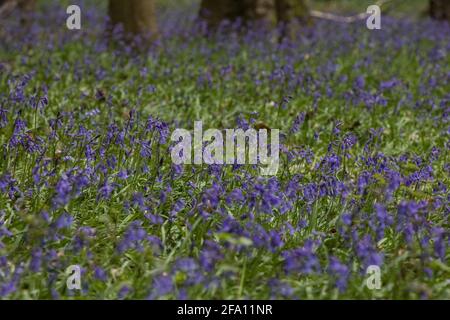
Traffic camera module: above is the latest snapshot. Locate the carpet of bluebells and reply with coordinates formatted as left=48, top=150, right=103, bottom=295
left=0, top=1, right=449, bottom=299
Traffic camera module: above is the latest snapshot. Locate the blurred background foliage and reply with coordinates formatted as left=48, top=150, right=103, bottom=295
left=9, top=0, right=439, bottom=19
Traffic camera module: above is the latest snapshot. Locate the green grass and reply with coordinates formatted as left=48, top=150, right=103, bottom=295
left=0, top=0, right=448, bottom=300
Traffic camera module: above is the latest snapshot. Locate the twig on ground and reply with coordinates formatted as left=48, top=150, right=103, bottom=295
left=310, top=0, right=395, bottom=23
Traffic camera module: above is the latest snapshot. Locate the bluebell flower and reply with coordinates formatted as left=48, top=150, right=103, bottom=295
left=54, top=212, right=73, bottom=229
left=328, top=256, right=350, bottom=292
left=94, top=267, right=108, bottom=281
left=148, top=274, right=173, bottom=299
left=29, top=248, right=43, bottom=272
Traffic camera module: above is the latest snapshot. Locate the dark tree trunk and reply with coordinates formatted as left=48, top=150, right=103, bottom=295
left=275, top=0, right=309, bottom=39
left=275, top=0, right=309, bottom=23
left=242, top=0, right=277, bottom=26
left=199, top=0, right=237, bottom=28
left=18, top=0, right=35, bottom=11
left=108, top=0, right=158, bottom=36
left=430, top=0, right=450, bottom=20
left=199, top=0, right=276, bottom=29
left=199, top=0, right=308, bottom=33
left=19, top=0, right=35, bottom=26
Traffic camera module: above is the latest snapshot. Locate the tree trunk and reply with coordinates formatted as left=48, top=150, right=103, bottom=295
left=276, top=0, right=309, bottom=40
left=242, top=0, right=277, bottom=26
left=199, top=0, right=308, bottom=34
left=18, top=0, right=35, bottom=11
left=199, top=0, right=276, bottom=29
left=108, top=0, right=158, bottom=36
left=198, top=0, right=238, bottom=29
left=275, top=0, right=309, bottom=25
left=430, top=0, right=450, bottom=20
